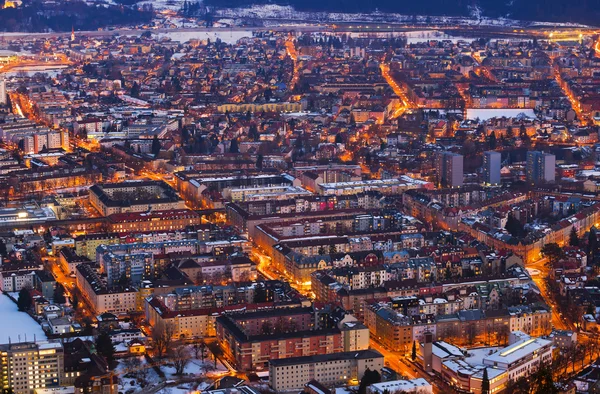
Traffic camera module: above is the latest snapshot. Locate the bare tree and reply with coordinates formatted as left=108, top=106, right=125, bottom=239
left=152, top=320, right=176, bottom=358
left=170, top=345, right=191, bottom=375
left=120, top=356, right=137, bottom=375
left=136, top=362, right=150, bottom=385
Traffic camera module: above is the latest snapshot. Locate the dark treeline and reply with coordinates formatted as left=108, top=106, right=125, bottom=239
left=202, top=0, right=600, bottom=26
left=0, top=0, right=153, bottom=32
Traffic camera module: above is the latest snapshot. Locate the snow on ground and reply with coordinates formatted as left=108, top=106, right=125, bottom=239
left=213, top=5, right=591, bottom=29
left=0, top=294, right=47, bottom=344
left=116, top=346, right=229, bottom=394
left=466, top=108, right=536, bottom=121
left=161, top=353, right=229, bottom=378
left=157, top=30, right=253, bottom=44
left=465, top=347, right=499, bottom=365
left=116, top=356, right=161, bottom=393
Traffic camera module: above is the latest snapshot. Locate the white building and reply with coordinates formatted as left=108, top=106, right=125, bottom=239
left=0, top=79, right=6, bottom=105
left=0, top=270, right=36, bottom=293
left=368, top=378, right=432, bottom=394
left=483, top=333, right=552, bottom=382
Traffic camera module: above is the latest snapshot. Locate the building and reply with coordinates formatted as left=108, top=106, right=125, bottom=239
left=216, top=307, right=369, bottom=371
left=483, top=332, right=552, bottom=382
left=549, top=329, right=577, bottom=351
left=107, top=209, right=202, bottom=233
left=98, top=251, right=156, bottom=287
left=526, top=151, right=555, bottom=184
left=75, top=264, right=137, bottom=315
left=0, top=342, right=64, bottom=394
left=0, top=270, right=36, bottom=293
left=268, top=349, right=384, bottom=392
left=482, top=151, right=501, bottom=185
left=88, top=180, right=185, bottom=216
left=435, top=152, right=463, bottom=188
left=59, top=248, right=91, bottom=275
left=145, top=297, right=220, bottom=339
left=0, top=79, right=6, bottom=106
left=367, top=378, right=433, bottom=394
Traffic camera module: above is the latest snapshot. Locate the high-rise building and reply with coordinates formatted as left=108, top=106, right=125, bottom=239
left=435, top=152, right=463, bottom=188
left=482, top=151, right=501, bottom=185
left=526, top=151, right=555, bottom=184
left=0, top=342, right=64, bottom=394
left=0, top=79, right=6, bottom=106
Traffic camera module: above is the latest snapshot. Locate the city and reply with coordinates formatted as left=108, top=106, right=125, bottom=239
left=0, top=1, right=599, bottom=394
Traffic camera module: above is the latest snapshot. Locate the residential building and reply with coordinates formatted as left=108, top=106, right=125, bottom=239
left=526, top=151, right=556, bottom=184
left=268, top=350, right=384, bottom=392
left=435, top=152, right=464, bottom=188
left=482, top=151, right=501, bottom=185
left=0, top=342, right=64, bottom=394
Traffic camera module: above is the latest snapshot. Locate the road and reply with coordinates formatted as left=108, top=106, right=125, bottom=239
left=369, top=339, right=451, bottom=394
left=526, top=257, right=572, bottom=330
left=251, top=246, right=313, bottom=296
left=380, top=63, right=413, bottom=119
left=285, top=36, right=300, bottom=90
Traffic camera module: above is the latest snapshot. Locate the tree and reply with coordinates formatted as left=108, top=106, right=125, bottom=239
left=589, top=227, right=599, bottom=261
left=151, top=135, right=161, bottom=156
left=0, top=240, right=7, bottom=256
left=95, top=332, right=115, bottom=367
left=229, top=138, right=239, bottom=153
left=72, top=292, right=79, bottom=310
left=130, top=81, right=140, bottom=98
left=53, top=283, right=66, bottom=304
left=358, top=368, right=381, bottom=394
left=519, top=124, right=527, bottom=138
left=170, top=345, right=191, bottom=375
left=505, top=214, right=524, bottom=238
left=256, top=154, right=263, bottom=170
left=481, top=367, right=490, bottom=394
left=506, top=126, right=514, bottom=139
left=488, top=132, right=497, bottom=150
left=248, top=124, right=259, bottom=141
left=194, top=340, right=206, bottom=362
left=541, top=243, right=566, bottom=267
left=570, top=226, right=580, bottom=247
left=260, top=321, right=272, bottom=335
left=529, top=364, right=558, bottom=394
left=411, top=340, right=417, bottom=361
left=151, top=321, right=175, bottom=358
left=17, top=288, right=31, bottom=311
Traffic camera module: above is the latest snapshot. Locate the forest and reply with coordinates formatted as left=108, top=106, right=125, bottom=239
left=0, top=0, right=153, bottom=32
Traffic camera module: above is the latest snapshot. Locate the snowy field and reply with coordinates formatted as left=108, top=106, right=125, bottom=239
left=466, top=108, right=536, bottom=121
left=0, top=294, right=47, bottom=344
left=158, top=30, right=253, bottom=44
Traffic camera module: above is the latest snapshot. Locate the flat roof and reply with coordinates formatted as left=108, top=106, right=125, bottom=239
left=484, top=337, right=552, bottom=365
left=269, top=349, right=383, bottom=367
